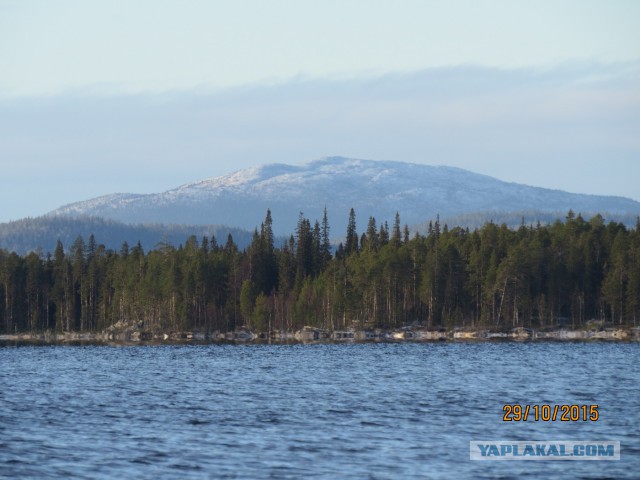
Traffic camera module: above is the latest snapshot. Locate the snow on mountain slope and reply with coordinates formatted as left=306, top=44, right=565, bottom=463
left=49, top=157, right=640, bottom=235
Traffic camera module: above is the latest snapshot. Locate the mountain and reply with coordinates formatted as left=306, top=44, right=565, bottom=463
left=49, top=157, right=640, bottom=235
left=0, top=216, right=255, bottom=256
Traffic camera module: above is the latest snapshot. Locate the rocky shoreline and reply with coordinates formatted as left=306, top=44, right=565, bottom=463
left=1, top=322, right=639, bottom=344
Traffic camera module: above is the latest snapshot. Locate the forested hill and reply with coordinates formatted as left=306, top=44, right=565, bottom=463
left=0, top=216, right=255, bottom=255
left=2, top=209, right=639, bottom=335
left=49, top=157, right=640, bottom=234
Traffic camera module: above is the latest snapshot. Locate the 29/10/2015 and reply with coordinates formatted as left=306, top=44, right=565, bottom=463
left=503, top=404, right=599, bottom=422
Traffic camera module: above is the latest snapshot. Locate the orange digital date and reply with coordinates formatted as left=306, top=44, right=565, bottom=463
left=502, top=404, right=599, bottom=422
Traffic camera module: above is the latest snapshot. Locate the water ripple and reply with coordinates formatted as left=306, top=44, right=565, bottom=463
left=0, top=342, right=638, bottom=479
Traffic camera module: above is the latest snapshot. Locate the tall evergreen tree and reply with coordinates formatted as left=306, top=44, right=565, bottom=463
left=295, top=214, right=313, bottom=283
left=392, top=211, right=402, bottom=246
left=320, top=207, right=332, bottom=268
left=365, top=217, right=379, bottom=253
left=345, top=208, right=358, bottom=255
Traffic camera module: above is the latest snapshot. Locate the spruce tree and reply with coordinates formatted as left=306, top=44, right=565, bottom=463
left=365, top=217, right=378, bottom=252
left=345, top=208, right=358, bottom=255
left=392, top=211, right=401, bottom=245
left=320, top=207, right=332, bottom=268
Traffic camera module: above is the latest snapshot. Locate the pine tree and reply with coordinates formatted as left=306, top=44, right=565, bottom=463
left=320, top=207, right=332, bottom=268
left=379, top=221, right=389, bottom=247
left=391, top=211, right=401, bottom=246
left=312, top=220, right=322, bottom=275
left=263, top=209, right=275, bottom=255
left=295, top=214, right=313, bottom=282
left=252, top=210, right=278, bottom=295
left=365, top=217, right=378, bottom=252
left=52, top=240, right=72, bottom=332
left=201, top=236, right=209, bottom=256
left=345, top=208, right=358, bottom=255
left=87, top=234, right=97, bottom=260
left=225, top=233, right=237, bottom=253
left=120, top=241, right=129, bottom=257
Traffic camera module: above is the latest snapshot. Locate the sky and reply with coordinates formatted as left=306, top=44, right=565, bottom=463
left=1, top=0, right=639, bottom=222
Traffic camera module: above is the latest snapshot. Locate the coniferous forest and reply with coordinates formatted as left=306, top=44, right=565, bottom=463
left=1, top=208, right=639, bottom=335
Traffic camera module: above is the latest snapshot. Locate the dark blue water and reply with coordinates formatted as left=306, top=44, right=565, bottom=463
left=1, top=342, right=638, bottom=479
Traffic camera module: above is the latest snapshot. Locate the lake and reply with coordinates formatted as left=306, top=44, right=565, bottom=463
left=1, top=341, right=638, bottom=479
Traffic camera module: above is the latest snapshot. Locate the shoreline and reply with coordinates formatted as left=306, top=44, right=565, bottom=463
left=1, top=325, right=639, bottom=345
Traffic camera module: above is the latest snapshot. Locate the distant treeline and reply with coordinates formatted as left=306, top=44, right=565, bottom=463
left=1, top=209, right=639, bottom=334
left=0, top=215, right=255, bottom=255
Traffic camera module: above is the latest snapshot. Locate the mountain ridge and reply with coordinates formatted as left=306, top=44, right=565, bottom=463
left=49, top=156, right=640, bottom=235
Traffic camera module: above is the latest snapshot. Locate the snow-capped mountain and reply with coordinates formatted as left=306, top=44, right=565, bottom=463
left=49, top=157, right=640, bottom=235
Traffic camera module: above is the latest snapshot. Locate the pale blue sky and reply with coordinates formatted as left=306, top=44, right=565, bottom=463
left=0, top=0, right=639, bottom=222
